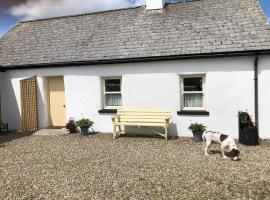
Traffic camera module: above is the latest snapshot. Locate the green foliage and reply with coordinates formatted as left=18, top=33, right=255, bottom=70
left=238, top=110, right=256, bottom=130
left=76, top=118, right=94, bottom=128
left=238, top=111, right=251, bottom=127
left=188, top=123, right=207, bottom=133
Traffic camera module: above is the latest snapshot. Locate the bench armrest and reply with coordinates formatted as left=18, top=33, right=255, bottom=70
left=165, top=118, right=170, bottom=127
left=112, top=116, right=119, bottom=124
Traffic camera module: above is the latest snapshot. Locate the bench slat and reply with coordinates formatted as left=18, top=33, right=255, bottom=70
left=117, top=113, right=170, bottom=117
left=119, top=116, right=169, bottom=119
left=118, top=118, right=166, bottom=123
left=117, top=122, right=166, bottom=127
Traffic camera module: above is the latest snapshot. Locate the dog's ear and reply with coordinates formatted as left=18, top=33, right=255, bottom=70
left=235, top=149, right=240, bottom=156
left=230, top=149, right=240, bottom=158
left=220, top=134, right=229, bottom=142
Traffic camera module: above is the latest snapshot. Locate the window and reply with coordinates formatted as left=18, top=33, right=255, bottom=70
left=181, top=74, right=205, bottom=110
left=103, top=78, right=122, bottom=108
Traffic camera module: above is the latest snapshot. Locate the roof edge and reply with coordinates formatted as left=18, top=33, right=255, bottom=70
left=0, top=23, right=21, bottom=40
left=3, top=49, right=270, bottom=70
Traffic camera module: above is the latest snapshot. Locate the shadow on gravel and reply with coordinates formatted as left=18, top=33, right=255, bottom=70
left=0, top=132, right=31, bottom=146
left=120, top=133, right=164, bottom=139
left=209, top=150, right=221, bottom=155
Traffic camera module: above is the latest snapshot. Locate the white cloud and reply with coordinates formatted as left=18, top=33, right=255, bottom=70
left=9, top=0, right=145, bottom=20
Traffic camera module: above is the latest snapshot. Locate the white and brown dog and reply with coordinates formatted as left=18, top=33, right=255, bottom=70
left=202, top=131, right=240, bottom=161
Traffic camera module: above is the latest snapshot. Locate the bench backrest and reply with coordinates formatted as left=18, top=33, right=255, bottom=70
left=117, top=109, right=170, bottom=125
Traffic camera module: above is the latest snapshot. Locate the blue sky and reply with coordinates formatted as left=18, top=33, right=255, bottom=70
left=260, top=0, right=270, bottom=21
left=0, top=0, right=269, bottom=37
left=0, top=1, right=21, bottom=37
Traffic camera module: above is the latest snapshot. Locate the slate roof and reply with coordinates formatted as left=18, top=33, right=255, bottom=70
left=0, top=0, right=270, bottom=67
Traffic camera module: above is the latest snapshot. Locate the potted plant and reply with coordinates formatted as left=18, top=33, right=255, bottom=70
left=188, top=123, right=207, bottom=142
left=76, top=118, right=94, bottom=135
left=238, top=110, right=258, bottom=145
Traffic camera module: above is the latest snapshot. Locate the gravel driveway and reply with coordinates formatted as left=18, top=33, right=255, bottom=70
left=0, top=132, right=269, bottom=199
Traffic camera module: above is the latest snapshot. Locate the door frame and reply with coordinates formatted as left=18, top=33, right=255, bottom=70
left=47, top=76, right=66, bottom=128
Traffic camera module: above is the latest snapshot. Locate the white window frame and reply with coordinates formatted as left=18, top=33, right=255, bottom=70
left=180, top=74, right=206, bottom=111
left=103, top=77, right=122, bottom=109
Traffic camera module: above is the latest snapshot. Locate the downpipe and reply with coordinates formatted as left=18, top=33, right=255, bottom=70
left=254, top=56, right=259, bottom=132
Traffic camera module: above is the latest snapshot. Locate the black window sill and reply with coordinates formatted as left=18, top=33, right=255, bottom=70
left=98, top=109, right=117, bottom=114
left=177, top=110, right=210, bottom=116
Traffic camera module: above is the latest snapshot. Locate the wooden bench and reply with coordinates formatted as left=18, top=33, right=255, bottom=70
left=112, top=109, right=170, bottom=140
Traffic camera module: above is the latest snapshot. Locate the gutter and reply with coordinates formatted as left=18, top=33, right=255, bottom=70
left=3, top=49, right=270, bottom=70
left=0, top=65, right=6, bottom=72
left=254, top=56, right=259, bottom=130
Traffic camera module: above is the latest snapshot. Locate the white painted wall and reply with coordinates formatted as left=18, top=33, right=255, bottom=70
left=37, top=77, right=49, bottom=128
left=146, top=0, right=166, bottom=10
left=1, top=56, right=268, bottom=139
left=259, top=56, right=270, bottom=139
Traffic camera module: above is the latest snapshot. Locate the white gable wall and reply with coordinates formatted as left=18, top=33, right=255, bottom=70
left=146, top=0, right=166, bottom=10
left=1, top=56, right=269, bottom=139
left=258, top=56, right=270, bottom=139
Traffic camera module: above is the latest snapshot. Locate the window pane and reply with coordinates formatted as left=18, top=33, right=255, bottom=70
left=184, top=93, right=203, bottom=107
left=106, top=94, right=122, bottom=106
left=184, top=77, right=202, bottom=91
left=105, top=79, right=121, bottom=92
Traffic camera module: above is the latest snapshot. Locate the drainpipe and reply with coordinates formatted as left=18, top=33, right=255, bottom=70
left=254, top=56, right=259, bottom=130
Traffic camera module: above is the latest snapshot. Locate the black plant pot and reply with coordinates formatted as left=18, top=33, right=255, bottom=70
left=239, top=129, right=245, bottom=144
left=192, top=131, right=203, bottom=142
left=80, top=126, right=89, bottom=135
left=239, top=128, right=259, bottom=146
left=239, top=118, right=259, bottom=146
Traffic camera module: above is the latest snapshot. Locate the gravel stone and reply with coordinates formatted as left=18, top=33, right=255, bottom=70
left=0, top=132, right=269, bottom=199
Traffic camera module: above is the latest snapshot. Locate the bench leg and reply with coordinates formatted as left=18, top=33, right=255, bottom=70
left=113, top=124, right=117, bottom=139
left=164, top=126, right=169, bottom=141
left=113, top=125, right=122, bottom=139
left=119, top=125, right=123, bottom=133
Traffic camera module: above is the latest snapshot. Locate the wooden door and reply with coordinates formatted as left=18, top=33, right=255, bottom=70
left=20, top=76, right=39, bottom=133
left=48, top=76, right=66, bottom=127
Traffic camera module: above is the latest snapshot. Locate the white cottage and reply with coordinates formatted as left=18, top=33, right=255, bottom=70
left=0, top=0, right=270, bottom=138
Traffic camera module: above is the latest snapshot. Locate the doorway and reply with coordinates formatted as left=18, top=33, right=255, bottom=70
left=48, top=76, right=66, bottom=127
